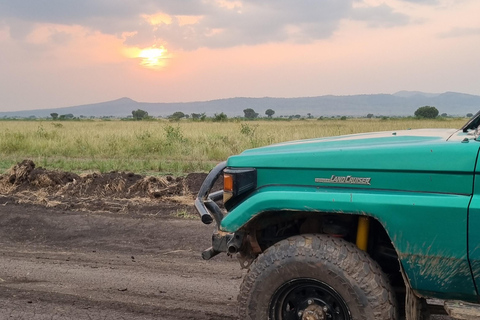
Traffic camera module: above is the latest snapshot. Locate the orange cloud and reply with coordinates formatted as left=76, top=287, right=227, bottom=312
left=143, top=13, right=173, bottom=25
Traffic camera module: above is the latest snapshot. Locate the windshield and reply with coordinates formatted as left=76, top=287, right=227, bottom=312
left=462, top=111, right=480, bottom=132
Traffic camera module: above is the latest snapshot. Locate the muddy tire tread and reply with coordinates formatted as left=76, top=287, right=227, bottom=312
left=238, top=234, right=397, bottom=320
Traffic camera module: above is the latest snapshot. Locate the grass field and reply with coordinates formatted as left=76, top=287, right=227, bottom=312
left=0, top=118, right=468, bottom=175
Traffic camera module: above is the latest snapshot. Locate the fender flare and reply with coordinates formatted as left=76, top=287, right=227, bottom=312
left=220, top=185, right=476, bottom=300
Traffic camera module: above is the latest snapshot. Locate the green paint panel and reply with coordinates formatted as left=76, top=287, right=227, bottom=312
left=229, top=130, right=475, bottom=178
left=220, top=186, right=476, bottom=299
left=468, top=170, right=480, bottom=295
left=221, top=128, right=480, bottom=300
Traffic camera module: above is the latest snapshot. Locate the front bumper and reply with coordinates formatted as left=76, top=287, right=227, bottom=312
left=195, top=161, right=243, bottom=260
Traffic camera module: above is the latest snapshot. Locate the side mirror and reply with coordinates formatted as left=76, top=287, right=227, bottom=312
left=475, top=126, right=480, bottom=141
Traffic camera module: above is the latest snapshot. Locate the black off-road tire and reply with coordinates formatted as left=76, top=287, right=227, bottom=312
left=238, top=234, right=397, bottom=320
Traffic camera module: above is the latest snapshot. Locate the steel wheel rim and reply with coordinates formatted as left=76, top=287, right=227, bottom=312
left=269, top=278, right=352, bottom=320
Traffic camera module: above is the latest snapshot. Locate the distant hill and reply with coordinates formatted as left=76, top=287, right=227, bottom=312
left=1, top=92, right=480, bottom=118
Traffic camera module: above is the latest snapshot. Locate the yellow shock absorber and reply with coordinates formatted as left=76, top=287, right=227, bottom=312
left=356, top=216, right=370, bottom=251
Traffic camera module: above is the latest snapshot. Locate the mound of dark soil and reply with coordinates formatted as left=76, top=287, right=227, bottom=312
left=6, top=160, right=80, bottom=190
left=0, top=160, right=218, bottom=214
left=184, top=172, right=223, bottom=194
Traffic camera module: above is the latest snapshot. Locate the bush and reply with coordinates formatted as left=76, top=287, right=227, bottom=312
left=414, top=106, right=439, bottom=119
left=243, top=108, right=259, bottom=119
left=132, top=109, right=149, bottom=120
left=213, top=112, right=228, bottom=122
left=169, top=111, right=185, bottom=120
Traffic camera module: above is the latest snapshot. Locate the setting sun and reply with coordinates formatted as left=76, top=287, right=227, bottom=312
left=138, top=46, right=168, bottom=69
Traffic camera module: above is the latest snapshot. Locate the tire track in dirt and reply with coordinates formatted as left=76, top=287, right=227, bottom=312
left=0, top=250, right=241, bottom=319
left=0, top=202, right=241, bottom=319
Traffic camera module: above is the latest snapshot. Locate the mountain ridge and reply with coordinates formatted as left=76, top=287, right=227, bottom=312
left=1, top=92, right=480, bottom=118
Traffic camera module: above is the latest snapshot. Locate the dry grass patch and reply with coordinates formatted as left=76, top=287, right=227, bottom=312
left=0, top=118, right=467, bottom=174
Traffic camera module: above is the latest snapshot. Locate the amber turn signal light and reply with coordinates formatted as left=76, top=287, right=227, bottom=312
left=222, top=168, right=257, bottom=209
left=224, top=173, right=233, bottom=192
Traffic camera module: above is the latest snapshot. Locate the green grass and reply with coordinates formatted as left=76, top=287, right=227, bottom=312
left=0, top=118, right=468, bottom=175
left=172, top=209, right=198, bottom=220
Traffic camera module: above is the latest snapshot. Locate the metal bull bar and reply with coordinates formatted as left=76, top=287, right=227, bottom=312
left=194, top=161, right=227, bottom=226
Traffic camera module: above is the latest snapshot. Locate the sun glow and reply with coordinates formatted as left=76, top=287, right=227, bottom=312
left=137, top=46, right=169, bottom=69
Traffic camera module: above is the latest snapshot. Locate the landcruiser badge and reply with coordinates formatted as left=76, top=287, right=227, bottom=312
left=315, top=175, right=372, bottom=185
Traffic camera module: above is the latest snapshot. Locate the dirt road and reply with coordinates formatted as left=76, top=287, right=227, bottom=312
left=0, top=200, right=245, bottom=320
left=0, top=199, right=454, bottom=320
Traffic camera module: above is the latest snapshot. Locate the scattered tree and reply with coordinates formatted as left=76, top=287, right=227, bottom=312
left=213, top=112, right=228, bottom=122
left=414, top=106, right=439, bottom=119
left=191, top=113, right=201, bottom=120
left=366, top=113, right=374, bottom=119
left=191, top=112, right=207, bottom=121
left=170, top=111, right=185, bottom=120
left=243, top=108, right=259, bottom=119
left=58, top=113, right=74, bottom=120
left=340, top=116, right=347, bottom=120
left=441, top=113, right=448, bottom=117
left=50, top=113, right=59, bottom=120
left=265, top=109, right=275, bottom=118
left=467, top=113, right=474, bottom=118
left=132, top=109, right=149, bottom=120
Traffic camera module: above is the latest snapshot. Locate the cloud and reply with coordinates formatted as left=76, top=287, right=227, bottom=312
left=350, top=4, right=410, bottom=28
left=0, top=0, right=354, bottom=48
left=439, top=27, right=480, bottom=38
left=0, top=1, right=151, bottom=40
left=397, top=0, right=440, bottom=4
left=133, top=0, right=355, bottom=49
left=0, top=0, right=415, bottom=50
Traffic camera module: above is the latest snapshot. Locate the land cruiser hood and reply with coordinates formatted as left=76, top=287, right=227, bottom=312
left=227, top=128, right=477, bottom=173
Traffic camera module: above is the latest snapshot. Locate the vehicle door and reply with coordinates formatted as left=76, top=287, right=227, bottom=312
left=468, top=142, right=480, bottom=296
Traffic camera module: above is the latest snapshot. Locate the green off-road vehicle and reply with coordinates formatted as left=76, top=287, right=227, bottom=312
left=195, top=112, right=480, bottom=320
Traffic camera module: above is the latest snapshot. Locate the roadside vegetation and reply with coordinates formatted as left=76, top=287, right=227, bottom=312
left=0, top=117, right=468, bottom=175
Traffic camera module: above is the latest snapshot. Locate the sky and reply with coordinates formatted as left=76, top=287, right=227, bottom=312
left=0, top=0, right=479, bottom=112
